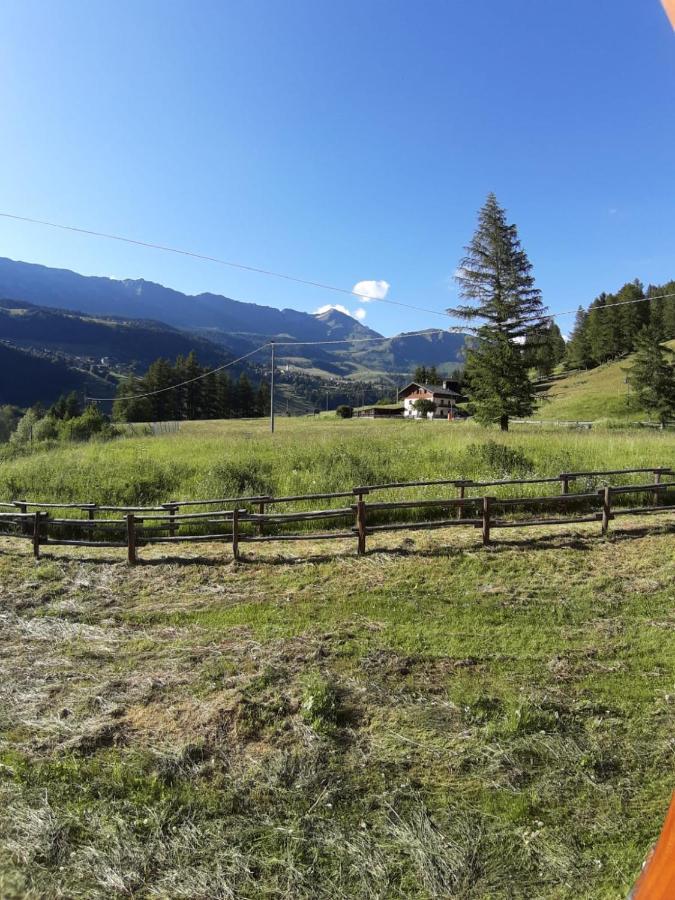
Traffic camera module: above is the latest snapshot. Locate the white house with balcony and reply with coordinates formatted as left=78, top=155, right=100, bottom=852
left=398, top=380, right=464, bottom=419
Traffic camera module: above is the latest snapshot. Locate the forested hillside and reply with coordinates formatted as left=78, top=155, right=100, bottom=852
left=0, top=298, right=230, bottom=370
left=113, top=352, right=270, bottom=422
left=0, top=343, right=106, bottom=407
left=565, top=280, right=675, bottom=369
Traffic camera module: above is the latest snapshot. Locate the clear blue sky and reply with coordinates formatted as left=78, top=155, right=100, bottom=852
left=1, top=0, right=674, bottom=336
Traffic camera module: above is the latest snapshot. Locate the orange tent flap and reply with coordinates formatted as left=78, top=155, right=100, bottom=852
left=662, top=0, right=675, bottom=29
left=631, top=795, right=675, bottom=899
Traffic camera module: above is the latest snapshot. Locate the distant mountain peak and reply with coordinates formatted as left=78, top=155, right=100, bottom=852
left=0, top=256, right=468, bottom=380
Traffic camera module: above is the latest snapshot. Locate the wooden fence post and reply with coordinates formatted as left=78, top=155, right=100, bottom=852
left=86, top=504, right=97, bottom=521
left=162, top=503, right=178, bottom=537
left=560, top=474, right=570, bottom=495
left=232, top=508, right=240, bottom=561
left=482, top=496, right=492, bottom=546
left=16, top=500, right=28, bottom=535
left=356, top=499, right=367, bottom=556
left=126, top=514, right=137, bottom=565
left=32, top=511, right=43, bottom=559
left=457, top=482, right=467, bottom=519
left=653, top=470, right=662, bottom=506
left=257, top=496, right=272, bottom=535
left=600, top=487, right=611, bottom=536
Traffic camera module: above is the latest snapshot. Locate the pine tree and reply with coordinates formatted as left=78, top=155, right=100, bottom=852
left=112, top=379, right=154, bottom=422
left=616, top=280, right=647, bottom=353
left=450, top=193, right=547, bottom=430
left=524, top=322, right=566, bottom=377
left=216, top=372, right=232, bottom=418
left=626, top=325, right=675, bottom=426
left=565, top=307, right=592, bottom=369
left=237, top=373, right=255, bottom=417
left=255, top=380, right=271, bottom=417
left=146, top=358, right=181, bottom=421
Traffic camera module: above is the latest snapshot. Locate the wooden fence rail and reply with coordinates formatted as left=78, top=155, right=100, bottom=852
left=0, top=468, right=672, bottom=563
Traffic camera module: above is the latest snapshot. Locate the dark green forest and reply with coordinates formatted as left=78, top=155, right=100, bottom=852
left=565, top=280, right=675, bottom=369
left=112, top=352, right=270, bottom=422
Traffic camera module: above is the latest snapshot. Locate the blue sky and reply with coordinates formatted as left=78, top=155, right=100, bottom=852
left=0, top=0, right=674, bottom=336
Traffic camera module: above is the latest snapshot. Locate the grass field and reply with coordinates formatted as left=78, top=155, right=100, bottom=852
left=1, top=416, right=674, bottom=507
left=533, top=340, right=675, bottom=423
left=0, top=419, right=674, bottom=897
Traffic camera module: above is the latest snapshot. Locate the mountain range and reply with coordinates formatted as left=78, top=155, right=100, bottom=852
left=0, top=256, right=468, bottom=404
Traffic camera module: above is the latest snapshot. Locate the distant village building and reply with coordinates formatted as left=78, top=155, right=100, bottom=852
left=355, top=405, right=403, bottom=418
left=398, top=380, right=464, bottom=419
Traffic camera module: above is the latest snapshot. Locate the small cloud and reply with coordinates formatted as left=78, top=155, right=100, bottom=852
left=351, top=279, right=390, bottom=303
left=315, top=303, right=352, bottom=317
left=315, top=303, right=366, bottom=320
left=608, top=208, right=618, bottom=216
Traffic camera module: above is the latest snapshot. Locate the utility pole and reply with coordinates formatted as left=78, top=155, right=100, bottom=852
left=270, top=342, right=275, bottom=433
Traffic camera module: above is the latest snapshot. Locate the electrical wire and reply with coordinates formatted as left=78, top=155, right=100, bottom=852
left=271, top=327, right=465, bottom=346
left=86, top=342, right=270, bottom=402
left=0, top=211, right=450, bottom=318
left=3, top=211, right=674, bottom=325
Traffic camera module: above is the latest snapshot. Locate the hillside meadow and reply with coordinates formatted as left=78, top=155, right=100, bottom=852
left=532, top=339, right=675, bottom=424
left=0, top=417, right=674, bottom=898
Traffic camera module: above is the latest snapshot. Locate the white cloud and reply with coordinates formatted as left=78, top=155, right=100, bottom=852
left=314, top=303, right=366, bottom=321
left=351, top=279, right=390, bottom=303
left=315, top=303, right=352, bottom=317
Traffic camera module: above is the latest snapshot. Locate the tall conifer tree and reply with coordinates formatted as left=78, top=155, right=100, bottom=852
left=626, top=325, right=675, bottom=426
left=450, top=193, right=548, bottom=430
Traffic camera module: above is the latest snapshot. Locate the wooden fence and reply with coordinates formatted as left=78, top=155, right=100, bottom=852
left=0, top=466, right=672, bottom=564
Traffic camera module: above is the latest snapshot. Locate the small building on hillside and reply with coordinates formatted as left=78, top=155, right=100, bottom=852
left=398, top=380, right=465, bottom=419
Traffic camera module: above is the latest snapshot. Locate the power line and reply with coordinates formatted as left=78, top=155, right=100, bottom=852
left=85, top=328, right=463, bottom=406
left=86, top=342, right=269, bottom=402
left=531, top=290, right=675, bottom=322
left=3, top=211, right=673, bottom=335
left=272, top=327, right=464, bottom=347
left=0, top=211, right=451, bottom=319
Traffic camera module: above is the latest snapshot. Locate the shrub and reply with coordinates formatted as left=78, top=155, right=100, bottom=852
left=412, top=399, right=436, bottom=417
left=336, top=405, right=353, bottom=419
left=467, top=440, right=535, bottom=477
left=301, top=673, right=339, bottom=733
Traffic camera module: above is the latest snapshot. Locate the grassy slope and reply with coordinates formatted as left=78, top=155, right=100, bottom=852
left=0, top=420, right=673, bottom=897
left=534, top=340, right=675, bottom=423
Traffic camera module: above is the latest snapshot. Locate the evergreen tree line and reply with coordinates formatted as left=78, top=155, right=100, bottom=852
left=112, top=352, right=270, bottom=422
left=565, top=280, right=675, bottom=370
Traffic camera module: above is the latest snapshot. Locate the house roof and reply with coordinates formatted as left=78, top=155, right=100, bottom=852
left=398, top=381, right=462, bottom=398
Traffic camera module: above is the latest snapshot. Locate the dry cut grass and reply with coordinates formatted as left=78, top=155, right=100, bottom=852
left=0, top=511, right=674, bottom=897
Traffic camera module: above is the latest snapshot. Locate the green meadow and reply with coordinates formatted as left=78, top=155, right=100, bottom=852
left=0, top=416, right=673, bottom=506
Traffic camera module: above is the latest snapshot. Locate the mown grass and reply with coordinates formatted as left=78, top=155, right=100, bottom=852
left=0, top=510, right=674, bottom=897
